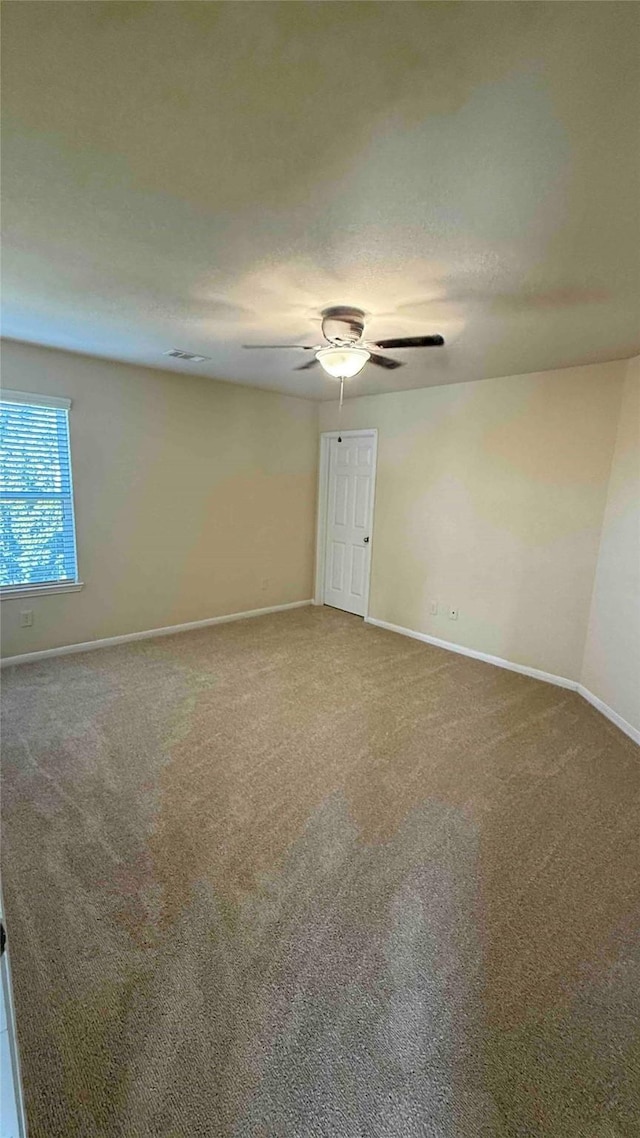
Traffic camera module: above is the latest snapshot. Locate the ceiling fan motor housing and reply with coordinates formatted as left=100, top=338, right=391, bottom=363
left=321, top=306, right=366, bottom=345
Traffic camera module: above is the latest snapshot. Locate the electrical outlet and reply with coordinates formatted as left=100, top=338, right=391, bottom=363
left=20, top=610, right=34, bottom=628
left=448, top=608, right=458, bottom=621
left=261, top=578, right=269, bottom=592
left=430, top=601, right=438, bottom=615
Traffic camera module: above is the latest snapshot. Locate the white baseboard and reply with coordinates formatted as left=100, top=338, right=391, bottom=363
left=365, top=616, right=577, bottom=690
left=366, top=616, right=640, bottom=745
left=4, top=603, right=638, bottom=747
left=0, top=600, right=313, bottom=668
left=576, top=685, right=640, bottom=746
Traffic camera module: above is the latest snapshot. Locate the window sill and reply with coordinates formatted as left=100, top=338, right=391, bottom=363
left=0, top=582, right=84, bottom=601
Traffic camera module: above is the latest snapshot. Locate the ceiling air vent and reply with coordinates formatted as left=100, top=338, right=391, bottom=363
left=163, top=348, right=210, bottom=363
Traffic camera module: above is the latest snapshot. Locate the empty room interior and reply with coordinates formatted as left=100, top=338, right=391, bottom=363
left=1, top=3, right=640, bottom=1136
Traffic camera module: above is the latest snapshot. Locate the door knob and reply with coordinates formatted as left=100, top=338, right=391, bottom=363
left=363, top=536, right=370, bottom=543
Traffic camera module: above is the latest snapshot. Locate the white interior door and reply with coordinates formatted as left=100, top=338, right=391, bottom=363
left=323, top=434, right=375, bottom=616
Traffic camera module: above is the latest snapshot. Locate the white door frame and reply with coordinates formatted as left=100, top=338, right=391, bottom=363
left=314, top=429, right=378, bottom=617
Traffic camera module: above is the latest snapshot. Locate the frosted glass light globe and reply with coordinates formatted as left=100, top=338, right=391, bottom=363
left=315, top=347, right=370, bottom=378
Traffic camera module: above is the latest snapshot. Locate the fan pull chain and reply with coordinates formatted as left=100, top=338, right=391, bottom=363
left=335, top=377, right=345, bottom=442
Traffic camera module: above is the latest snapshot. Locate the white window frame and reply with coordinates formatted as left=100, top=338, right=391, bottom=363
left=0, top=389, right=84, bottom=600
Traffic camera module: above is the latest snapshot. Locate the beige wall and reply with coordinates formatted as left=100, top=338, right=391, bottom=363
left=319, top=361, right=627, bottom=682
left=1, top=341, right=318, bottom=657
left=3, top=343, right=636, bottom=711
left=581, top=357, right=640, bottom=733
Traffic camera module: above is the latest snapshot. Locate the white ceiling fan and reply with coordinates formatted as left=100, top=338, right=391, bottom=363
left=244, top=306, right=445, bottom=380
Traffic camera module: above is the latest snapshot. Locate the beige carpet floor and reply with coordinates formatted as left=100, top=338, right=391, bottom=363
left=2, top=605, right=639, bottom=1137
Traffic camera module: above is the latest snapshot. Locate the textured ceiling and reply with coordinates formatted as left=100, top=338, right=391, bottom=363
left=2, top=1, right=639, bottom=400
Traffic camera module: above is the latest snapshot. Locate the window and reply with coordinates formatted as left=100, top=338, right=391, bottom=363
left=0, top=391, right=79, bottom=593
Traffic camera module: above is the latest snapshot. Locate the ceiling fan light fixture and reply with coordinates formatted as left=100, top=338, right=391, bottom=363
left=315, top=346, right=370, bottom=379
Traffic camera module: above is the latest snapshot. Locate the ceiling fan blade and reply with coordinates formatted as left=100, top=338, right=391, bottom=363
left=371, top=335, right=445, bottom=349
left=243, top=344, right=316, bottom=350
left=294, top=357, right=319, bottom=371
left=368, top=352, right=404, bottom=370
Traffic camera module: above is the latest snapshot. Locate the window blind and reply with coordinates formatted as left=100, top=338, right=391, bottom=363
left=0, top=393, right=79, bottom=589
